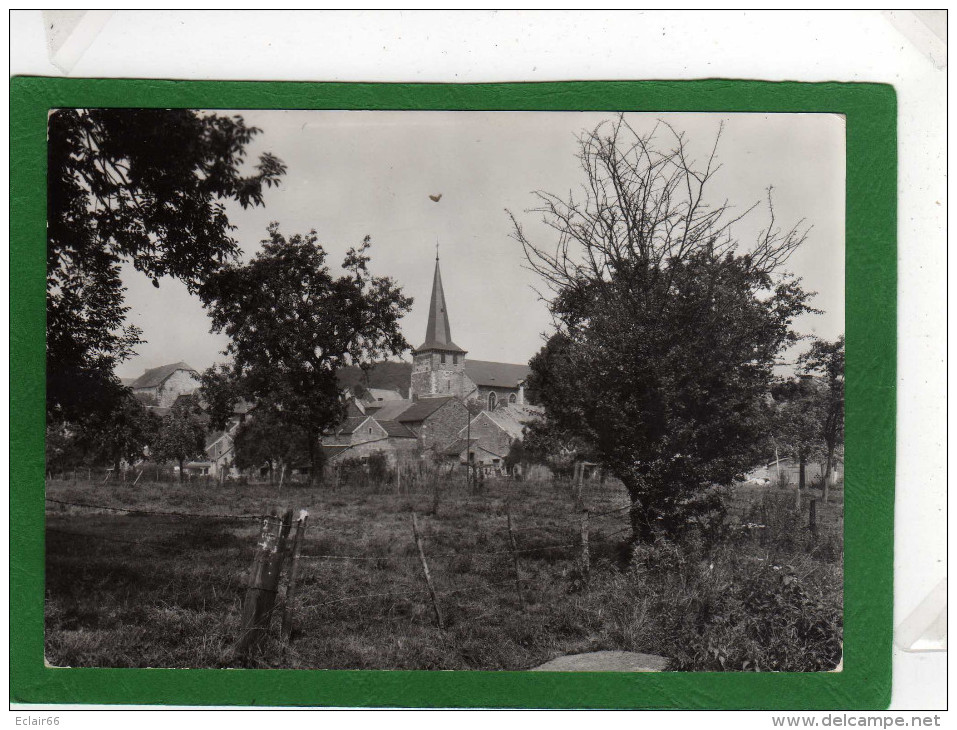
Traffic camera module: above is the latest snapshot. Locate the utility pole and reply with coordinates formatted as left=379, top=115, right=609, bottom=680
left=465, top=399, right=471, bottom=490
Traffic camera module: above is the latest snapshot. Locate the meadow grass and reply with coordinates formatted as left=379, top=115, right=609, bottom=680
left=44, top=475, right=842, bottom=671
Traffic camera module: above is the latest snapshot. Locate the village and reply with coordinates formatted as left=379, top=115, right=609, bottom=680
left=41, top=107, right=846, bottom=675
left=115, top=250, right=841, bottom=490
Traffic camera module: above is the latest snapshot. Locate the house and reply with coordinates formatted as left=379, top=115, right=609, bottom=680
left=321, top=412, right=418, bottom=466
left=128, top=361, right=200, bottom=409
left=746, top=455, right=845, bottom=486
left=323, top=395, right=469, bottom=466
left=202, top=400, right=258, bottom=477
left=442, top=404, right=540, bottom=475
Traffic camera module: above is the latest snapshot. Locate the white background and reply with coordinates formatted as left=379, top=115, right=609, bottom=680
left=6, top=8, right=947, bottom=721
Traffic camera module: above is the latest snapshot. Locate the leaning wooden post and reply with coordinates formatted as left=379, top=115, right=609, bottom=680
left=132, top=470, right=143, bottom=486
left=235, top=507, right=294, bottom=659
left=580, top=508, right=590, bottom=581
left=281, top=510, right=309, bottom=643
left=574, top=462, right=585, bottom=510
left=411, top=512, right=444, bottom=629
left=506, top=501, right=526, bottom=611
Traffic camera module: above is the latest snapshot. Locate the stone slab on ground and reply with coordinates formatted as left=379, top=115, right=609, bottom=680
left=530, top=650, right=669, bottom=672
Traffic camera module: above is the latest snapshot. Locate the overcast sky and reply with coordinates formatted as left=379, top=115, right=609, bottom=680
left=115, top=110, right=845, bottom=379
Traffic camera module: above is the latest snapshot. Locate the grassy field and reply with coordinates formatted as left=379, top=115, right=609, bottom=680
left=45, top=474, right=843, bottom=671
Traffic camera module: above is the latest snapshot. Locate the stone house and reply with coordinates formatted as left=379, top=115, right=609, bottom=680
left=128, top=361, right=200, bottom=408
left=202, top=400, right=257, bottom=478
left=442, top=404, right=539, bottom=474
left=321, top=411, right=419, bottom=467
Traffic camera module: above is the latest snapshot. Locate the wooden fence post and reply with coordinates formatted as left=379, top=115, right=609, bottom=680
left=235, top=507, right=294, bottom=660
left=281, top=510, right=309, bottom=643
left=809, top=499, right=818, bottom=539
left=580, top=509, right=590, bottom=581
left=431, top=469, right=440, bottom=515
left=506, top=502, right=526, bottom=611
left=574, top=462, right=585, bottom=510
left=411, top=512, right=444, bottom=629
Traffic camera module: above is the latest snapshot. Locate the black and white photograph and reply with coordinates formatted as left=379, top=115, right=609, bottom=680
left=44, top=108, right=845, bottom=672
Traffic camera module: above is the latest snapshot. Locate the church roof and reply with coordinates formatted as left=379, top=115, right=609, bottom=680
left=415, top=256, right=466, bottom=354
left=464, top=359, right=531, bottom=389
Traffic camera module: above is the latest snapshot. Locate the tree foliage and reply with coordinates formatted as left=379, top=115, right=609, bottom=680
left=152, top=398, right=208, bottom=482
left=203, top=224, right=413, bottom=483
left=47, top=108, right=285, bottom=422
left=799, top=336, right=845, bottom=496
left=511, top=117, right=815, bottom=540
left=232, top=403, right=309, bottom=479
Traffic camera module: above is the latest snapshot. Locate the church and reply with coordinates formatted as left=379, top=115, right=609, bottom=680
left=411, top=252, right=530, bottom=410
left=320, top=253, right=536, bottom=469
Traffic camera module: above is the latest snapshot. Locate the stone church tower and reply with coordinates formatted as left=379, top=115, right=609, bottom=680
left=410, top=253, right=473, bottom=399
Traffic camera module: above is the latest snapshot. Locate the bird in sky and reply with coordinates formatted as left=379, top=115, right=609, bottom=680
left=429, top=193, right=443, bottom=202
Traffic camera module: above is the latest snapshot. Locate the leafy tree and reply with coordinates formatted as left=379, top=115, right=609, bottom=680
left=47, top=108, right=285, bottom=422
left=82, top=393, right=160, bottom=473
left=511, top=117, right=814, bottom=541
left=45, top=424, right=86, bottom=475
left=799, top=336, right=845, bottom=501
left=199, top=363, right=245, bottom=432
left=204, top=224, right=413, bottom=484
left=770, top=376, right=825, bottom=506
left=152, top=398, right=208, bottom=482
left=232, top=404, right=308, bottom=482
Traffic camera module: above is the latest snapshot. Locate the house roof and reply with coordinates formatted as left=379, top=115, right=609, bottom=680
left=484, top=409, right=526, bottom=440
left=365, top=399, right=413, bottom=421
left=440, top=437, right=478, bottom=456
left=128, top=361, right=197, bottom=389
left=396, top=396, right=458, bottom=423
left=415, top=257, right=466, bottom=354
left=233, top=399, right=256, bottom=415
left=336, top=416, right=378, bottom=436
left=322, top=444, right=353, bottom=459
left=378, top=420, right=417, bottom=438
left=365, top=388, right=403, bottom=402
left=464, top=359, right=531, bottom=389
left=205, top=430, right=231, bottom=449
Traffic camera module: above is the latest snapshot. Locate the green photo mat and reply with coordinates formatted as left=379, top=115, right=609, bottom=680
left=10, top=78, right=896, bottom=709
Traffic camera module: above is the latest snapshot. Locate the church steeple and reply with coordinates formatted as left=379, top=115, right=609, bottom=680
left=416, top=252, right=465, bottom=354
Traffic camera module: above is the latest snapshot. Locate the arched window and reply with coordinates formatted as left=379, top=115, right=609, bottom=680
left=488, top=392, right=497, bottom=411
left=508, top=393, right=517, bottom=404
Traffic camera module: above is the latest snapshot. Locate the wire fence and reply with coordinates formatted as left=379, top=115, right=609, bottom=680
left=44, top=491, right=636, bottom=661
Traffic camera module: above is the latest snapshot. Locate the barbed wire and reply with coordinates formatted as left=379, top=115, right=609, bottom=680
left=309, top=578, right=519, bottom=609
left=298, top=525, right=633, bottom=563
left=45, top=497, right=262, bottom=522
left=46, top=526, right=182, bottom=548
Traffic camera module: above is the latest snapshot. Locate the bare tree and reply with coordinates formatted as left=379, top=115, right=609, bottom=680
left=510, top=117, right=807, bottom=305
left=510, top=117, right=815, bottom=540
